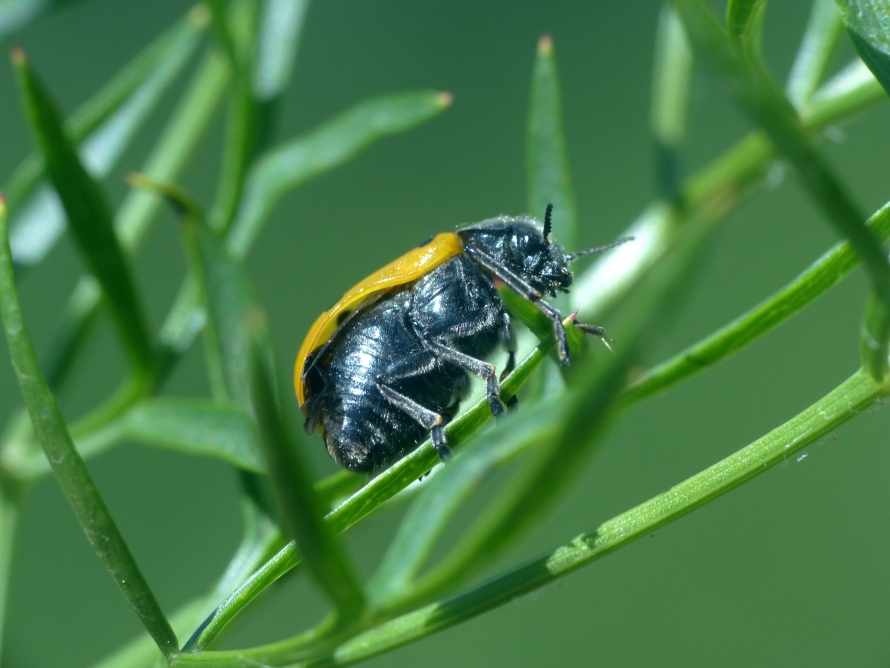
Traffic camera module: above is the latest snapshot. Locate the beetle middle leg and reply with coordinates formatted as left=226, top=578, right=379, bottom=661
left=376, top=383, right=451, bottom=461
left=419, top=336, right=506, bottom=417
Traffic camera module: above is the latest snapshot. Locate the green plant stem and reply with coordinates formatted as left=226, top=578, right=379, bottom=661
left=574, top=60, right=884, bottom=323
left=0, top=481, right=23, bottom=661
left=313, top=367, right=888, bottom=666
left=207, top=0, right=259, bottom=233
left=0, top=201, right=178, bottom=658
left=3, top=8, right=207, bottom=216
left=651, top=3, right=692, bottom=199
left=786, top=0, right=843, bottom=108
left=251, top=342, right=366, bottom=619
left=0, top=51, right=231, bottom=466
left=673, top=0, right=890, bottom=382
left=623, top=201, right=890, bottom=405
left=178, top=365, right=887, bottom=667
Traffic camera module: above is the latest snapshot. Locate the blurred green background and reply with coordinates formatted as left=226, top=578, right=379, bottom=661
left=2, top=1, right=890, bottom=666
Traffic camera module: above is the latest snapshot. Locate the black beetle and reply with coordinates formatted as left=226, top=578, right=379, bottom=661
left=294, top=205, right=629, bottom=473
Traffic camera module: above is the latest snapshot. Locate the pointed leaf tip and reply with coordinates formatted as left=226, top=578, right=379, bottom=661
left=0, top=192, right=6, bottom=215
left=188, top=4, right=211, bottom=28
left=538, top=33, right=553, bottom=54
left=437, top=91, right=454, bottom=108
left=10, top=47, right=26, bottom=65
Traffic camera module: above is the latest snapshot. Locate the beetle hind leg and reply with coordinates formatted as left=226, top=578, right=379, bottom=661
left=377, top=383, right=452, bottom=461
left=421, top=337, right=506, bottom=417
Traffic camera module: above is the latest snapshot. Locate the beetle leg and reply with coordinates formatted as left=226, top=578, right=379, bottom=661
left=420, top=336, right=506, bottom=417
left=377, top=383, right=451, bottom=461
left=500, top=319, right=517, bottom=381
left=464, top=246, right=572, bottom=364
left=574, top=322, right=613, bottom=351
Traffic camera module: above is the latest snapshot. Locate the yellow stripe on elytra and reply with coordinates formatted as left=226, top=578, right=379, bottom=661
left=294, top=232, right=464, bottom=408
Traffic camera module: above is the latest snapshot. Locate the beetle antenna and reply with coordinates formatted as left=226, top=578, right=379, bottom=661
left=543, top=203, right=553, bottom=244
left=565, top=236, right=634, bottom=262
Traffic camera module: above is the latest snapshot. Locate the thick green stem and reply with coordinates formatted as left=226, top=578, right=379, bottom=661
left=315, top=368, right=888, bottom=666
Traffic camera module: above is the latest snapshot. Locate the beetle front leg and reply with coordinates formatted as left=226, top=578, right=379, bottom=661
left=464, top=246, right=574, bottom=364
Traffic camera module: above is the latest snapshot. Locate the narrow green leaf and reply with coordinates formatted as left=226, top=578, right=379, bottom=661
left=786, top=0, right=843, bottom=108
left=651, top=4, right=693, bottom=199
left=673, top=0, right=890, bottom=381
left=327, top=368, right=889, bottom=666
left=255, top=0, right=308, bottom=102
left=836, top=0, right=890, bottom=97
left=134, top=172, right=260, bottom=405
left=207, top=0, right=260, bottom=232
left=98, top=399, right=264, bottom=473
left=117, top=50, right=230, bottom=251
left=13, top=52, right=230, bottom=433
left=228, top=90, right=453, bottom=257
left=12, top=51, right=154, bottom=376
left=250, top=339, right=366, bottom=619
left=726, top=0, right=768, bottom=48
left=0, top=196, right=178, bottom=657
left=4, top=10, right=207, bottom=224
left=253, top=0, right=310, bottom=154
left=9, top=10, right=205, bottom=269
left=527, top=34, right=577, bottom=250
left=193, top=223, right=258, bottom=403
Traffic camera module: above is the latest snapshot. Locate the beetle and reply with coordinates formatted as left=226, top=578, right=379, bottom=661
left=294, top=205, right=630, bottom=473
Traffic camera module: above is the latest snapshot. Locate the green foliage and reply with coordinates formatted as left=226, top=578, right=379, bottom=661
left=1, top=1, right=890, bottom=666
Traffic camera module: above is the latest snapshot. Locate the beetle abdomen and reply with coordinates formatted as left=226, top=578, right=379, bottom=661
left=309, top=257, right=509, bottom=473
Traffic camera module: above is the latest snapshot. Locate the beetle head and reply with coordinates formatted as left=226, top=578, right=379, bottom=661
left=459, top=207, right=635, bottom=298
left=459, top=214, right=573, bottom=297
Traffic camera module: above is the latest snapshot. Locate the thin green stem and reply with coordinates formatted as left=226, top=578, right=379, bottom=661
left=251, top=342, right=366, bottom=620
left=207, top=0, right=259, bottom=233
left=574, top=58, right=885, bottom=323
left=3, top=8, right=207, bottom=216
left=315, top=368, right=888, bottom=666
left=0, top=199, right=178, bottom=657
left=673, top=0, right=890, bottom=382
left=0, top=481, right=23, bottom=662
left=0, top=51, right=230, bottom=477
left=786, top=0, right=843, bottom=108
left=623, top=201, right=890, bottom=406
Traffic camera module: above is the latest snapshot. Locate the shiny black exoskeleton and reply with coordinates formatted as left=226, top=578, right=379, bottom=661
left=303, top=207, right=627, bottom=473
